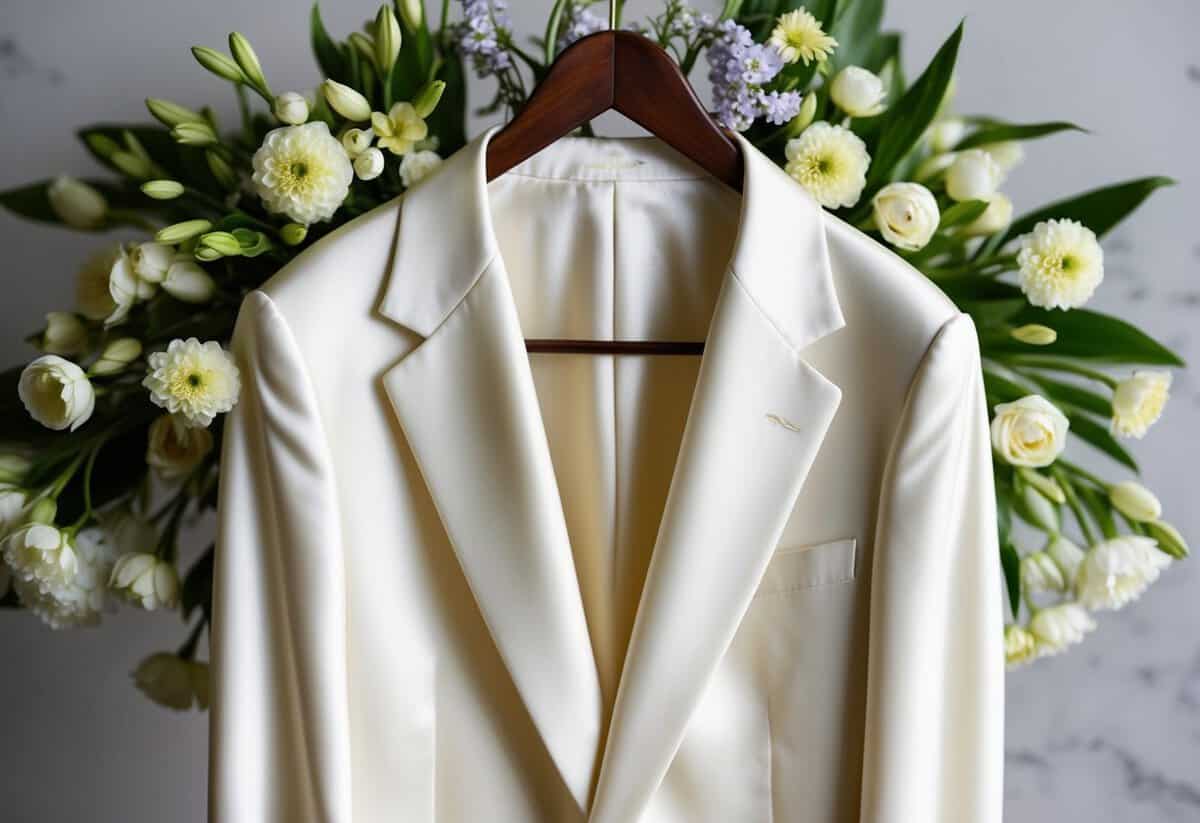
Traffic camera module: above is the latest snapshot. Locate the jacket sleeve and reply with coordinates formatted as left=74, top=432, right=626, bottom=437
left=858, top=311, right=1004, bottom=823
left=209, top=290, right=352, bottom=823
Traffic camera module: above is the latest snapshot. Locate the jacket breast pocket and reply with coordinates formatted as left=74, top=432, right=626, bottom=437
left=751, top=537, right=866, bottom=821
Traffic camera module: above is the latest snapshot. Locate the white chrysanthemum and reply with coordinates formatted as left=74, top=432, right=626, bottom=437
left=1076, top=535, right=1171, bottom=611
left=1111, top=370, right=1171, bottom=439
left=769, top=8, right=837, bottom=65
left=1004, top=624, right=1039, bottom=669
left=3, top=524, right=117, bottom=629
left=142, top=338, right=241, bottom=428
left=1016, top=219, right=1104, bottom=310
left=784, top=122, right=870, bottom=209
left=251, top=122, right=353, bottom=224
left=1029, top=603, right=1096, bottom=657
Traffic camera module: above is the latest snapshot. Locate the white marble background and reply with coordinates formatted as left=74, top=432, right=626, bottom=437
left=1, top=0, right=1197, bottom=820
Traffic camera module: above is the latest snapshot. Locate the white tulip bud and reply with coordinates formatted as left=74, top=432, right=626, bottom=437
left=145, top=98, right=205, bottom=128
left=354, top=147, right=386, bottom=181
left=111, top=151, right=154, bottom=179
left=349, top=32, right=376, bottom=65
left=91, top=338, right=142, bottom=376
left=1145, top=520, right=1188, bottom=559
left=47, top=176, right=107, bottom=229
left=229, top=32, right=269, bottom=95
left=830, top=66, right=886, bottom=118
left=40, top=312, right=88, bottom=356
left=110, top=553, right=180, bottom=611
left=162, top=259, right=216, bottom=303
left=171, top=122, right=218, bottom=147
left=945, top=148, right=1001, bottom=202
left=413, top=80, right=446, bottom=119
left=18, top=355, right=95, bottom=431
left=374, top=5, right=403, bottom=73
left=340, top=127, right=375, bottom=157
left=399, top=0, right=424, bottom=29
left=191, top=46, right=247, bottom=85
left=1046, top=534, right=1086, bottom=585
left=273, top=91, right=310, bottom=125
left=914, top=152, right=957, bottom=182
left=927, top=117, right=966, bottom=153
left=961, top=192, right=1013, bottom=237
left=156, top=220, right=213, bottom=245
left=1018, top=480, right=1060, bottom=533
left=322, top=79, right=372, bottom=121
left=982, top=140, right=1024, bottom=175
left=146, top=414, right=213, bottom=479
left=141, top=180, right=185, bottom=200
left=1011, top=324, right=1057, bottom=346
left=871, top=182, right=939, bottom=251
left=1021, top=550, right=1067, bottom=594
left=1108, top=481, right=1162, bottom=523
left=1018, top=466, right=1066, bottom=504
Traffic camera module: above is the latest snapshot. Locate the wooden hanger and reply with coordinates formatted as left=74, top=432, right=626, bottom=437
left=486, top=0, right=743, bottom=356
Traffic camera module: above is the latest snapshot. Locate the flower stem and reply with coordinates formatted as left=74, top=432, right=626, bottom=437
left=1003, top=356, right=1119, bottom=389
left=1052, top=467, right=1098, bottom=546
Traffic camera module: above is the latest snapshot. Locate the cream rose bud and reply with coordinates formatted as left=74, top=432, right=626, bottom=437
left=340, top=127, right=374, bottom=157
left=109, top=553, right=180, bottom=611
left=927, top=118, right=966, bottom=153
left=830, top=66, right=886, bottom=117
left=47, top=175, right=107, bottom=229
left=871, top=182, right=939, bottom=251
left=354, top=147, right=385, bottom=181
left=133, top=653, right=209, bottom=711
left=18, top=355, right=95, bottom=432
left=273, top=91, right=309, bottom=125
left=1004, top=624, right=1039, bottom=669
left=146, top=414, right=214, bottom=479
left=400, top=150, right=443, bottom=188
left=322, top=79, right=372, bottom=121
left=961, top=192, right=1013, bottom=237
left=1030, top=603, right=1096, bottom=656
left=1108, top=481, right=1162, bottom=522
left=1111, top=370, right=1171, bottom=439
left=39, top=312, right=88, bottom=356
left=990, top=395, right=1069, bottom=468
left=944, top=148, right=1001, bottom=202
left=91, top=338, right=142, bottom=376
left=130, top=242, right=174, bottom=284
left=162, top=258, right=216, bottom=303
left=1076, top=535, right=1170, bottom=611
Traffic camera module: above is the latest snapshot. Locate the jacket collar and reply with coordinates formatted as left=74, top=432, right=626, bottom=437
left=378, top=129, right=844, bottom=819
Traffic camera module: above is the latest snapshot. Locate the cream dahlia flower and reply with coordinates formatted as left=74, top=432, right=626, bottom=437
left=769, top=8, right=837, bottom=66
left=18, top=355, right=95, bottom=432
left=1030, top=603, right=1096, bottom=656
left=785, top=122, right=870, bottom=209
left=1111, top=370, right=1171, bottom=439
left=1016, top=219, right=1104, bottom=310
left=990, top=394, right=1069, bottom=468
left=142, top=338, right=241, bottom=428
left=1076, top=535, right=1171, bottom=611
left=372, top=102, right=429, bottom=156
left=1004, top=624, right=1039, bottom=669
left=251, top=122, right=353, bottom=224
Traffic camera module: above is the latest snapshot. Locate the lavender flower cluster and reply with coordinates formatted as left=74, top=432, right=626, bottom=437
left=455, top=0, right=515, bottom=75
left=705, top=20, right=804, bottom=132
left=556, top=3, right=607, bottom=53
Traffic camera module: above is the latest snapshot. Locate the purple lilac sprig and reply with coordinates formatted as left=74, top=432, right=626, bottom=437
left=556, top=2, right=607, bottom=53
left=705, top=19, right=804, bottom=132
left=455, top=0, right=515, bottom=75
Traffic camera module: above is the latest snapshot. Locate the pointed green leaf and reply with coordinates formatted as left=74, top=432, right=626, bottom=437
left=938, top=198, right=989, bottom=229
left=1000, top=539, right=1021, bottom=618
left=311, top=3, right=348, bottom=83
left=954, top=120, right=1086, bottom=151
left=1000, top=176, right=1175, bottom=246
left=987, top=306, right=1184, bottom=366
left=1066, top=411, right=1138, bottom=472
left=830, top=0, right=885, bottom=70
left=1021, top=372, right=1113, bottom=418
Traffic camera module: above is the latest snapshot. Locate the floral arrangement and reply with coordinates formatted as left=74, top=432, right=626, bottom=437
left=0, top=0, right=1187, bottom=709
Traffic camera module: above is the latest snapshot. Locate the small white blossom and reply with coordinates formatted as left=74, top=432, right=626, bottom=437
left=1108, top=481, right=1162, bottom=523
left=769, top=8, right=837, bottom=65
left=961, top=192, right=1013, bottom=237
left=162, top=257, right=216, bottom=304
left=871, top=182, right=939, bottom=251
left=109, top=553, right=180, bottom=611
left=1046, top=534, right=1086, bottom=586
left=927, top=118, right=966, bottom=153
left=273, top=91, right=310, bottom=125
left=251, top=122, right=354, bottom=225
left=1030, top=603, right=1096, bottom=656
left=130, top=242, right=174, bottom=284
left=830, top=66, right=887, bottom=118
left=1111, top=370, right=1171, bottom=439
left=1016, top=218, right=1104, bottom=310
left=142, top=338, right=241, bottom=428
left=1021, top=550, right=1067, bottom=594
left=18, top=355, right=95, bottom=432
left=3, top=524, right=118, bottom=629
left=1076, top=535, right=1171, bottom=611
left=945, top=148, right=1001, bottom=202
left=399, top=150, right=443, bottom=188
left=340, top=127, right=375, bottom=158
left=990, top=395, right=1069, bottom=468
left=354, top=147, right=386, bottom=181
left=784, top=122, right=870, bottom=209
left=106, top=243, right=159, bottom=326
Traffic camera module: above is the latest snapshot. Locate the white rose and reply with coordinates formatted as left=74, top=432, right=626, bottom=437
left=273, top=91, right=310, bottom=125
left=400, top=149, right=443, bottom=188
left=829, top=66, right=886, bottom=117
left=945, top=148, right=1001, bottom=202
left=354, top=147, right=386, bottom=181
left=1108, top=481, right=1162, bottom=523
left=18, top=355, right=95, bottom=431
left=961, top=192, right=1013, bottom=237
left=1111, top=370, right=1171, bottom=439
left=146, top=414, right=214, bottom=480
left=927, top=118, right=966, bottom=153
left=1076, top=535, right=1171, bottom=611
left=47, top=175, right=107, bottom=229
left=1030, top=603, right=1096, bottom=656
left=162, top=258, right=216, bottom=303
left=871, top=182, right=939, bottom=251
left=990, top=395, right=1069, bottom=468
left=109, top=553, right=180, bottom=611
left=40, top=312, right=88, bottom=356
left=132, top=653, right=209, bottom=711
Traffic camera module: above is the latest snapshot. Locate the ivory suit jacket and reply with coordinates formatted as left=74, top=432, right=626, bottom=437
left=209, top=129, right=1004, bottom=823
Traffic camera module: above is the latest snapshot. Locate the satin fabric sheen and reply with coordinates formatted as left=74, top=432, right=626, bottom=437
left=209, top=131, right=1003, bottom=822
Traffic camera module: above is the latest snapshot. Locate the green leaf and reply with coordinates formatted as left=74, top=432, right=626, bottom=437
left=830, top=0, right=885, bottom=70
left=1021, top=372, right=1113, bottom=418
left=938, top=198, right=989, bottom=230
left=0, top=178, right=150, bottom=230
left=983, top=369, right=1029, bottom=404
left=999, top=176, right=1175, bottom=246
left=954, top=120, right=1086, bottom=151
left=311, top=3, right=348, bottom=83
left=1000, top=538, right=1021, bottom=618
left=1066, top=411, right=1138, bottom=472
left=182, top=545, right=215, bottom=621
left=987, top=306, right=1185, bottom=366
left=865, top=22, right=963, bottom=189
left=424, top=49, right=468, bottom=156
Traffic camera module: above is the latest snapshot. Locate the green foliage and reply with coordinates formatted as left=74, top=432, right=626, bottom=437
left=1000, top=177, right=1176, bottom=246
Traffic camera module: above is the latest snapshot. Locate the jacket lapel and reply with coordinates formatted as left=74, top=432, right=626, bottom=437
left=378, top=130, right=603, bottom=812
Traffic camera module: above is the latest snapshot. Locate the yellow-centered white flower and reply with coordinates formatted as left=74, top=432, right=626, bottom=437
left=784, top=122, right=870, bottom=209
left=1016, top=219, right=1104, bottom=310
left=990, top=395, right=1069, bottom=468
left=1076, top=535, right=1170, bottom=611
left=871, top=182, right=939, bottom=251
left=400, top=150, right=444, bottom=188
left=769, top=8, right=837, bottom=65
left=1111, top=370, right=1171, bottom=439
left=18, top=355, right=95, bottom=431
left=830, top=66, right=887, bottom=117
left=372, top=102, right=429, bottom=156
left=945, top=148, right=1001, bottom=202
left=142, top=338, right=241, bottom=428
left=1030, top=603, right=1096, bottom=656
left=251, top=122, right=353, bottom=224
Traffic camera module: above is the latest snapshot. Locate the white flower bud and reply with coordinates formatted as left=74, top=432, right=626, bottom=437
left=927, top=118, right=966, bottom=153
left=171, top=122, right=219, bottom=147
left=1004, top=624, right=1039, bottom=669
left=830, top=66, right=886, bottom=118
left=374, top=5, right=403, bottom=73
left=197, top=232, right=241, bottom=257
left=1021, top=551, right=1067, bottom=593
left=91, top=338, right=142, bottom=376
left=18, top=355, right=95, bottom=431
left=273, top=91, right=310, bottom=125
left=145, top=98, right=205, bottom=128
left=131, top=242, right=174, bottom=284
left=981, top=140, right=1024, bottom=175
left=945, top=148, right=1001, bottom=202
left=106, top=246, right=158, bottom=326
left=110, top=553, right=179, bottom=611
left=354, top=147, right=386, bottom=181
left=1011, top=323, right=1057, bottom=349
left=0, top=454, right=31, bottom=485
left=156, top=220, right=213, bottom=245
left=961, top=191, right=1013, bottom=237
left=47, top=176, right=107, bottom=229
left=0, top=484, right=29, bottom=534
left=1018, top=480, right=1060, bottom=533
left=1108, top=481, right=1162, bottom=523
left=398, top=0, right=424, bottom=29
left=340, top=127, right=375, bottom=157
left=229, top=32, right=269, bottom=94
left=141, top=180, right=185, bottom=200
left=162, top=259, right=216, bottom=304
left=146, top=414, right=213, bottom=479
left=322, top=79, right=372, bottom=122
left=1018, top=466, right=1066, bottom=504
left=280, top=223, right=308, bottom=246
left=871, top=182, right=939, bottom=251
left=413, top=80, right=446, bottom=119
left=40, top=312, right=88, bottom=356
left=1046, top=534, right=1086, bottom=585
left=1145, top=520, right=1188, bottom=559
left=191, top=46, right=246, bottom=84
left=914, top=151, right=957, bottom=182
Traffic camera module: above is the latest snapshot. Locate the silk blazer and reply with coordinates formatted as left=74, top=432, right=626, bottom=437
left=209, top=129, right=1004, bottom=823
